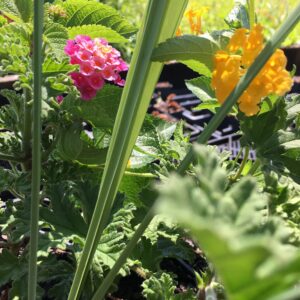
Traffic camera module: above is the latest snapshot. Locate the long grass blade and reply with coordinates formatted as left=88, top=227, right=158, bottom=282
left=67, top=1, right=188, bottom=299
left=28, top=0, right=44, bottom=299
left=91, top=4, right=300, bottom=297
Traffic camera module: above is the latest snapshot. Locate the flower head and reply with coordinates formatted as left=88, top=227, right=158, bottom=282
left=65, top=35, right=128, bottom=100
left=211, top=24, right=293, bottom=116
left=184, top=2, right=209, bottom=35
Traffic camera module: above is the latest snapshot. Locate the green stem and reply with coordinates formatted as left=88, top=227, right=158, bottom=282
left=248, top=159, right=261, bottom=175
left=92, top=207, right=154, bottom=300
left=248, top=0, right=255, bottom=29
left=91, top=4, right=300, bottom=298
left=22, top=88, right=32, bottom=170
left=124, top=171, right=157, bottom=178
left=67, top=2, right=188, bottom=299
left=177, top=3, right=300, bottom=174
left=230, top=147, right=243, bottom=170
left=231, top=146, right=250, bottom=181
left=0, top=153, right=24, bottom=163
left=28, top=1, right=43, bottom=299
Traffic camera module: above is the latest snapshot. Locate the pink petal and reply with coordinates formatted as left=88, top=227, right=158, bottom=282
left=79, top=85, right=98, bottom=100
left=80, top=62, right=95, bottom=76
left=87, top=72, right=105, bottom=90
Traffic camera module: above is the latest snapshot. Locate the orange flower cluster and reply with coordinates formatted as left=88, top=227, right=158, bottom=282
left=177, top=2, right=209, bottom=36
left=211, top=24, right=293, bottom=116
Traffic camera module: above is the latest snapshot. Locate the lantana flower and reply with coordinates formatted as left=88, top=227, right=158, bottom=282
left=211, top=24, right=293, bottom=116
left=65, top=35, right=128, bottom=100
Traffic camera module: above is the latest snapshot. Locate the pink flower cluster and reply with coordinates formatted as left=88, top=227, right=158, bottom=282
left=64, top=35, right=128, bottom=100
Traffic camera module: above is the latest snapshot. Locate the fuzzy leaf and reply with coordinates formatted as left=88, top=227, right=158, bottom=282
left=0, top=0, right=33, bottom=22
left=156, top=145, right=300, bottom=300
left=43, top=58, right=75, bottom=76
left=44, top=22, right=69, bottom=60
left=67, top=24, right=127, bottom=43
left=142, top=272, right=196, bottom=300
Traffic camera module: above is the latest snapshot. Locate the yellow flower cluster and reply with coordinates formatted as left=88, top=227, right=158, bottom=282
left=177, top=1, right=209, bottom=36
left=211, top=24, right=293, bottom=116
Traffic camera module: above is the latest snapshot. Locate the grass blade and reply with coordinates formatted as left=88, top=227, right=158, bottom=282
left=67, top=1, right=188, bottom=299
left=28, top=0, right=43, bottom=299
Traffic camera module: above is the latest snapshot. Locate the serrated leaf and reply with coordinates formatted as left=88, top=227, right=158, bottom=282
left=61, top=85, right=122, bottom=128
left=44, top=22, right=69, bottom=60
left=0, top=250, right=24, bottom=286
left=240, top=97, right=287, bottom=147
left=142, top=272, right=197, bottom=300
left=185, top=76, right=216, bottom=102
left=67, top=24, right=127, bottom=43
left=0, top=22, right=31, bottom=43
left=40, top=184, right=88, bottom=238
left=152, top=35, right=220, bottom=70
left=142, top=272, right=177, bottom=300
left=0, top=0, right=33, bottom=22
left=156, top=145, right=300, bottom=300
left=57, top=0, right=136, bottom=37
left=43, top=58, right=75, bottom=76
left=180, top=60, right=212, bottom=77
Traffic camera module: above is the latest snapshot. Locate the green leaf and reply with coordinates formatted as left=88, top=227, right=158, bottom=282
left=38, top=257, right=75, bottom=300
left=152, top=35, right=220, bottom=70
left=142, top=272, right=197, bottom=300
left=225, top=2, right=250, bottom=29
left=185, top=76, right=216, bottom=102
left=240, top=97, right=287, bottom=147
left=0, top=250, right=25, bottom=286
left=193, top=100, right=220, bottom=113
left=40, top=184, right=88, bottom=238
left=61, top=85, right=122, bottom=128
left=67, top=24, right=127, bottom=43
left=156, top=145, right=300, bottom=300
left=180, top=60, right=212, bottom=77
left=57, top=0, right=136, bottom=37
left=240, top=96, right=300, bottom=182
left=43, top=58, right=75, bottom=76
left=0, top=22, right=31, bottom=43
left=44, top=22, right=69, bottom=60
left=0, top=0, right=33, bottom=22
left=142, top=272, right=177, bottom=300
left=119, top=174, right=151, bottom=205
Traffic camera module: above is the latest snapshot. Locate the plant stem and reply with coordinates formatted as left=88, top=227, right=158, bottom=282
left=22, top=88, right=32, bottom=170
left=28, top=1, right=43, bottom=299
left=92, top=207, right=154, bottom=300
left=124, top=171, right=157, bottom=178
left=231, top=146, right=250, bottom=181
left=0, top=153, right=24, bottom=163
left=178, top=2, right=300, bottom=174
left=67, top=1, right=188, bottom=299
left=91, top=4, right=300, bottom=298
left=248, top=159, right=261, bottom=176
left=248, top=0, right=255, bottom=29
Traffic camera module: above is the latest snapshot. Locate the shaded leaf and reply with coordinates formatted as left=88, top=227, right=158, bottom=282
left=152, top=35, right=220, bottom=70
left=61, top=85, right=122, bottom=128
